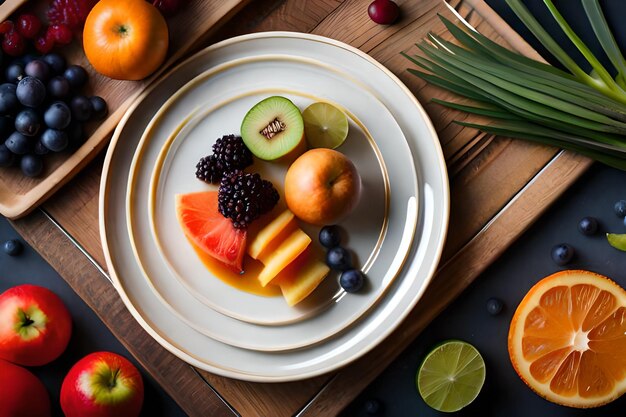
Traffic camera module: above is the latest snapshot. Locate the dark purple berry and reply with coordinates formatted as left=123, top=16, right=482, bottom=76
left=326, top=246, right=352, bottom=271
left=44, top=101, right=71, bottom=129
left=5, top=131, right=34, bottom=154
left=16, top=76, right=45, bottom=108
left=615, top=200, right=626, bottom=218
left=340, top=269, right=364, bottom=292
left=551, top=243, right=574, bottom=266
left=319, top=225, right=341, bottom=248
left=486, top=297, right=503, bottom=315
left=20, top=153, right=43, bottom=177
left=63, top=65, right=87, bottom=89
left=578, top=216, right=598, bottom=235
left=24, top=59, right=50, bottom=81
left=0, top=143, right=15, bottom=166
left=89, top=96, right=107, bottom=120
left=3, top=239, right=23, bottom=256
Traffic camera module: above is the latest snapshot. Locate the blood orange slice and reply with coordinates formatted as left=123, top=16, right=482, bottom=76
left=508, top=270, right=626, bottom=408
left=175, top=191, right=246, bottom=274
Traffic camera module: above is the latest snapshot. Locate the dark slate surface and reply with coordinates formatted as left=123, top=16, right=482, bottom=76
left=343, top=164, right=626, bottom=416
left=0, top=217, right=187, bottom=417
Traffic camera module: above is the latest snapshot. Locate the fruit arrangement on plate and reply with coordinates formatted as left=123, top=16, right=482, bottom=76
left=176, top=96, right=366, bottom=307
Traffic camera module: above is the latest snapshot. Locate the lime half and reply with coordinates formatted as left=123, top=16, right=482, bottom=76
left=302, top=102, right=349, bottom=149
left=607, top=233, right=626, bottom=251
left=416, top=340, right=486, bottom=413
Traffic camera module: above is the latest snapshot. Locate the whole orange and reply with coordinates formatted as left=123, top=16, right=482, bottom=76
left=83, top=0, right=168, bottom=80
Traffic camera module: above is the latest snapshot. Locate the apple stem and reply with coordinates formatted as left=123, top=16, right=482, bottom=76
left=17, top=309, right=34, bottom=327
left=108, top=368, right=120, bottom=389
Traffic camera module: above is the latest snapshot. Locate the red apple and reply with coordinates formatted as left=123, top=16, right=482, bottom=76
left=0, top=284, right=72, bottom=366
left=61, top=351, right=144, bottom=417
left=284, top=148, right=361, bottom=225
left=0, top=358, right=51, bottom=417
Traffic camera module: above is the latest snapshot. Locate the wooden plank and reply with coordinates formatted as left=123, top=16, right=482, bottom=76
left=10, top=210, right=235, bottom=417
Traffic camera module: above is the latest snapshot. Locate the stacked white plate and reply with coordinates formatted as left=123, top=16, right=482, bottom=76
left=99, top=32, right=449, bottom=382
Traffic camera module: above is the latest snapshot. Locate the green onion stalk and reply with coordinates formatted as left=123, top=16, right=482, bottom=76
left=404, top=0, right=626, bottom=170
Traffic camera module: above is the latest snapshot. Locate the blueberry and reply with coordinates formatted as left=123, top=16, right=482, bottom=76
left=63, top=65, right=88, bottom=89
left=578, top=216, right=598, bottom=235
left=319, top=225, right=341, bottom=248
left=14, top=109, right=41, bottom=137
left=0, top=115, right=13, bottom=136
left=5, top=131, right=34, bottom=154
left=33, top=140, right=49, bottom=155
left=21, top=54, right=37, bottom=65
left=551, top=243, right=574, bottom=266
left=20, top=154, right=43, bottom=177
left=24, top=59, right=51, bottom=82
left=340, top=269, right=364, bottom=292
left=5, top=63, right=24, bottom=83
left=326, top=246, right=352, bottom=271
left=0, top=143, right=15, bottom=167
left=364, top=399, right=383, bottom=415
left=16, top=76, right=46, bottom=108
left=615, top=200, right=626, bottom=218
left=0, top=83, right=18, bottom=113
left=44, top=101, right=71, bottom=129
left=70, top=95, right=92, bottom=122
left=42, top=53, right=66, bottom=75
left=40, top=128, right=68, bottom=152
left=89, top=96, right=107, bottom=120
left=486, top=297, right=504, bottom=315
left=3, top=239, right=23, bottom=256
left=66, top=122, right=84, bottom=149
left=47, top=76, right=70, bottom=99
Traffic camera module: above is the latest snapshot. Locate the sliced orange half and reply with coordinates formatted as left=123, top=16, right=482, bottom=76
left=508, top=270, right=626, bottom=408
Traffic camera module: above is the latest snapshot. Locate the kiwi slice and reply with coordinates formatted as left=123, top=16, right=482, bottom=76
left=241, top=96, right=304, bottom=161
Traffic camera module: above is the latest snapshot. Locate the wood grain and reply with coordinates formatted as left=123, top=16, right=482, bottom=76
left=0, top=0, right=250, bottom=220
left=10, top=210, right=236, bottom=417
left=13, top=0, right=595, bottom=416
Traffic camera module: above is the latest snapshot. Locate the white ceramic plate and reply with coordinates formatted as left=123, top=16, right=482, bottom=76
left=123, top=55, right=421, bottom=351
left=100, top=32, right=449, bottom=381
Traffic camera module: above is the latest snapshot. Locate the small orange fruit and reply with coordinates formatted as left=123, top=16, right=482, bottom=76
left=83, top=0, right=168, bottom=80
left=508, top=270, right=626, bottom=408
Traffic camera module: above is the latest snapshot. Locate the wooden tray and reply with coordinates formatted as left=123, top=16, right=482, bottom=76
left=0, top=0, right=250, bottom=219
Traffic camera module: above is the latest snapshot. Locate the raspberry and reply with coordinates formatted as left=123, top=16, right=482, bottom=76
left=16, top=14, right=42, bottom=39
left=35, top=33, right=54, bottom=54
left=2, top=30, right=25, bottom=56
left=0, top=21, right=14, bottom=35
left=47, top=24, right=72, bottom=45
left=47, top=0, right=97, bottom=31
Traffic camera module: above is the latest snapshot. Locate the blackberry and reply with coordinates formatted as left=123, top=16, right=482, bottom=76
left=212, top=134, right=253, bottom=170
left=195, top=154, right=226, bottom=184
left=218, top=170, right=279, bottom=229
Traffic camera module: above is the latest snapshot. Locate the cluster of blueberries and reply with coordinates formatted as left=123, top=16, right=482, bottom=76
left=318, top=225, right=365, bottom=293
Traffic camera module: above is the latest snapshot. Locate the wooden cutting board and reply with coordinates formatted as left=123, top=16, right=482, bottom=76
left=0, top=0, right=250, bottom=219
left=10, top=0, right=593, bottom=416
